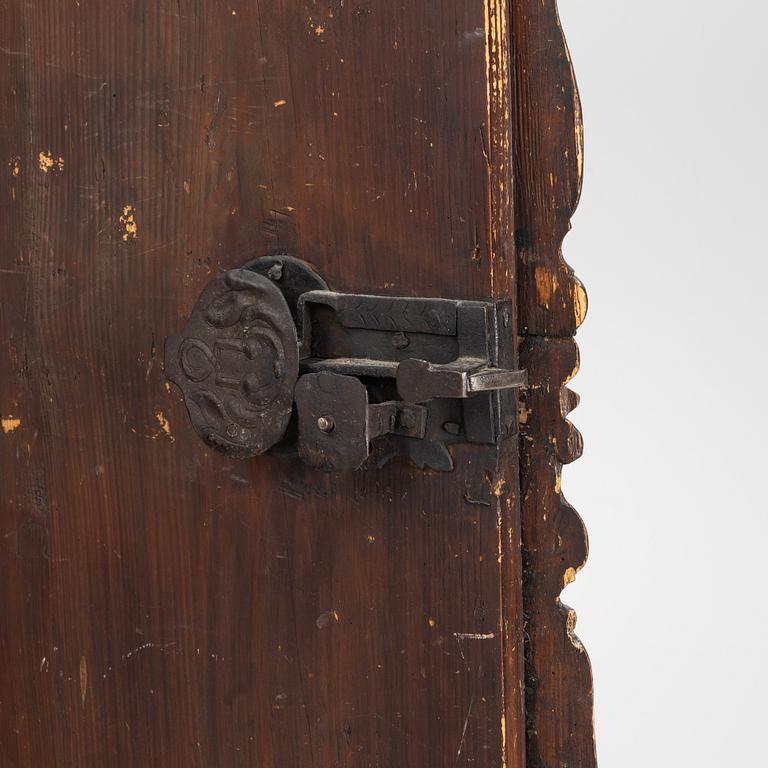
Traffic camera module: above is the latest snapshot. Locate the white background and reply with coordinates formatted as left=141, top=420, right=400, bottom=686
left=557, top=1, right=767, bottom=765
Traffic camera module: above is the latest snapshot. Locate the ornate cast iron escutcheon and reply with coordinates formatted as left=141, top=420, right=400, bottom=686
left=164, top=268, right=299, bottom=458
left=166, top=255, right=526, bottom=471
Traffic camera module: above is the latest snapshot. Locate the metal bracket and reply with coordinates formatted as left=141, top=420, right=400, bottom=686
left=166, top=255, right=526, bottom=472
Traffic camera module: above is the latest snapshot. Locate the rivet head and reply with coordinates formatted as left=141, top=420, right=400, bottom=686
left=391, top=331, right=410, bottom=350
left=317, top=415, right=335, bottom=433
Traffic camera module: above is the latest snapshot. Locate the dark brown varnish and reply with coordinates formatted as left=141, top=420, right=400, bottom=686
left=0, top=1, right=594, bottom=767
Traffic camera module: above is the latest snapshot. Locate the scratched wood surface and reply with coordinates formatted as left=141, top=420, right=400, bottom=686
left=0, top=2, right=528, bottom=767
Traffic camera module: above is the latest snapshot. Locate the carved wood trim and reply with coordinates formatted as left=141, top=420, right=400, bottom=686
left=511, top=1, right=597, bottom=765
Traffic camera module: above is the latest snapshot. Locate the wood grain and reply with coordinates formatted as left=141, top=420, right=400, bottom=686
left=511, top=1, right=597, bottom=766
left=0, top=2, right=526, bottom=766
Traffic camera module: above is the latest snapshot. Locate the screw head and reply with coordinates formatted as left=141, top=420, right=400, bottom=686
left=317, top=415, right=335, bottom=433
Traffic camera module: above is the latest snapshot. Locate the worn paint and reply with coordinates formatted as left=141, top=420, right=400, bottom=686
left=122, top=641, right=174, bottom=660
left=563, top=39, right=585, bottom=189
left=9, top=156, right=20, bottom=176
left=120, top=205, right=137, bottom=241
left=496, top=504, right=504, bottom=566
left=534, top=266, right=558, bottom=309
left=563, top=566, right=576, bottom=587
left=483, top=0, right=513, bottom=300
left=500, top=712, right=508, bottom=768
left=38, top=151, right=53, bottom=171
left=566, top=608, right=584, bottom=651
left=309, top=19, right=325, bottom=36
left=454, top=632, right=495, bottom=641
left=79, top=656, right=87, bottom=706
left=273, top=99, right=287, bottom=108
left=573, top=277, right=588, bottom=327
left=38, top=150, right=64, bottom=173
left=155, top=410, right=171, bottom=435
left=1, top=416, right=21, bottom=433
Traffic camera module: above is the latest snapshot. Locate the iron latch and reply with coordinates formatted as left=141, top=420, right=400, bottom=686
left=165, top=255, right=526, bottom=471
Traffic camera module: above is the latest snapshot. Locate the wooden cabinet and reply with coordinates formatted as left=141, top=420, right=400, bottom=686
left=0, top=2, right=595, bottom=765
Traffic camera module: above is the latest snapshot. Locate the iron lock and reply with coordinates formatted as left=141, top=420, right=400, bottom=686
left=165, top=255, right=526, bottom=471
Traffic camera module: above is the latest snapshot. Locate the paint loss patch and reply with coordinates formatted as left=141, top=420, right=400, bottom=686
left=155, top=410, right=172, bottom=436
left=2, top=416, right=21, bottom=433
left=120, top=205, right=138, bottom=241
left=38, top=150, right=64, bottom=173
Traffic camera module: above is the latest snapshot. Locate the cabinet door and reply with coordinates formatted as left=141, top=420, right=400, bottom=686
left=0, top=2, right=594, bottom=767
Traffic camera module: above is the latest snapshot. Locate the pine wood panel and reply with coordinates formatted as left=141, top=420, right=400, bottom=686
left=0, top=2, right=527, bottom=766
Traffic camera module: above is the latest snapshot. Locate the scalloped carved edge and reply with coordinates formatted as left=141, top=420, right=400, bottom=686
left=511, top=1, right=597, bottom=766
left=513, top=0, right=588, bottom=338
left=518, top=338, right=594, bottom=768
